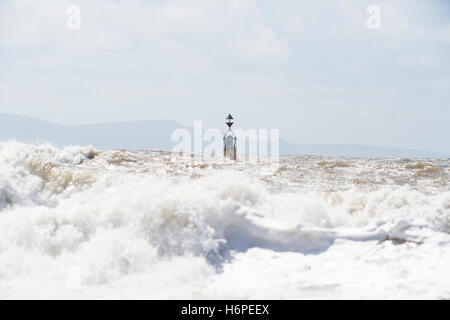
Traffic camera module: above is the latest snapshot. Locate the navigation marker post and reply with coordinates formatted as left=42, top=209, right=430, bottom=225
left=223, top=114, right=237, bottom=161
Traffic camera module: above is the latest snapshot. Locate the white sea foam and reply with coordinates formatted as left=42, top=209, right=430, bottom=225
left=0, top=141, right=449, bottom=299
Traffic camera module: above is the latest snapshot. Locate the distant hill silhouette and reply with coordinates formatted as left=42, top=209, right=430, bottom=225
left=0, top=113, right=182, bottom=151
left=0, top=113, right=448, bottom=158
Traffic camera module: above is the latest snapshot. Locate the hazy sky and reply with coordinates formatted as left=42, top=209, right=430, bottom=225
left=0, top=0, right=449, bottom=153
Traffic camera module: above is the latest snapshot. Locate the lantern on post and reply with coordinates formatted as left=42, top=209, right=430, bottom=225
left=223, top=114, right=237, bottom=160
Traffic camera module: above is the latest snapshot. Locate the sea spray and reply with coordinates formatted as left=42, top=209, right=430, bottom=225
left=0, top=141, right=449, bottom=299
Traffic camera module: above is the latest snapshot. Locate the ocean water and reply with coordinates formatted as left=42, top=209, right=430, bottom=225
left=0, top=141, right=449, bottom=299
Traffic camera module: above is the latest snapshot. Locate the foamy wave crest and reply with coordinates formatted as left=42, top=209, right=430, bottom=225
left=0, top=141, right=449, bottom=299
left=0, top=141, right=98, bottom=209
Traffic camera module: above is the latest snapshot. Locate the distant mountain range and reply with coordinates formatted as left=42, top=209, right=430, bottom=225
left=0, top=113, right=448, bottom=158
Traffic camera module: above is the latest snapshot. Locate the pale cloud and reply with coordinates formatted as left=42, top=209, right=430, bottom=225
left=0, top=0, right=289, bottom=60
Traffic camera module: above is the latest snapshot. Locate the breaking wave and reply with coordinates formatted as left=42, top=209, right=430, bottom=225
left=0, top=141, right=449, bottom=299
